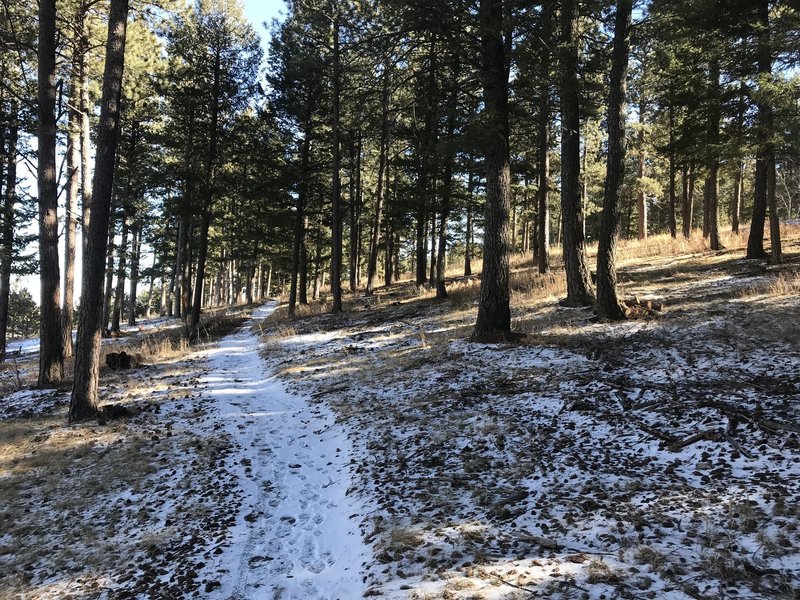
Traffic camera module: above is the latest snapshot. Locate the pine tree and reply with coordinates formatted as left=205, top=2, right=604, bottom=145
left=559, top=0, right=593, bottom=307
left=472, top=0, right=513, bottom=342
left=595, top=0, right=633, bottom=321
left=37, top=0, right=64, bottom=384
left=70, top=0, right=130, bottom=422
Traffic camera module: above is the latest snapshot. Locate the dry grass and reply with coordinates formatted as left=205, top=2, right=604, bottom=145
left=0, top=349, right=240, bottom=598
left=0, top=415, right=160, bottom=583
left=0, top=356, right=36, bottom=394
left=736, top=270, right=800, bottom=299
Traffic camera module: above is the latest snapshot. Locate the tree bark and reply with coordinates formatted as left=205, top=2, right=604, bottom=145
left=62, top=51, right=82, bottom=359
left=102, top=221, right=116, bottom=332
left=595, top=0, right=632, bottom=321
left=465, top=171, right=474, bottom=276
left=0, top=106, right=17, bottom=361
left=172, top=218, right=185, bottom=318
left=146, top=253, right=157, bottom=318
left=436, top=66, right=459, bottom=300
left=330, top=16, right=343, bottom=313
left=348, top=131, right=359, bottom=292
left=682, top=164, right=695, bottom=239
left=428, top=210, right=437, bottom=285
left=559, top=0, right=594, bottom=306
left=180, top=220, right=193, bottom=319
left=537, top=120, right=550, bottom=274
left=70, top=0, right=130, bottom=421
left=366, top=64, right=391, bottom=296
left=472, top=0, right=512, bottom=341
left=747, top=0, right=773, bottom=260
left=354, top=139, right=363, bottom=289
left=159, top=269, right=168, bottom=316
left=667, top=100, right=677, bottom=238
left=128, top=225, right=140, bottom=326
left=510, top=206, right=517, bottom=254
left=536, top=3, right=553, bottom=275
left=111, top=218, right=128, bottom=333
left=191, top=45, right=222, bottom=330
left=299, top=214, right=309, bottom=305
left=636, top=92, right=647, bottom=240
left=706, top=58, right=721, bottom=251
left=384, top=171, right=394, bottom=287
left=768, top=157, right=781, bottom=263
left=288, top=127, right=310, bottom=315
left=416, top=38, right=438, bottom=286
left=312, top=213, right=322, bottom=300
left=79, top=3, right=93, bottom=258
left=731, top=160, right=743, bottom=234
left=38, top=0, right=64, bottom=384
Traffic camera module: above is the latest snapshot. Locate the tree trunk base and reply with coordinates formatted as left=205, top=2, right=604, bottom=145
left=745, top=249, right=770, bottom=260
left=595, top=302, right=627, bottom=322
left=558, top=295, right=594, bottom=309
left=470, top=329, right=526, bottom=344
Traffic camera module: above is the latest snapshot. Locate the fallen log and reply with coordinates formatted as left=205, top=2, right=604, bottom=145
left=667, top=429, right=720, bottom=452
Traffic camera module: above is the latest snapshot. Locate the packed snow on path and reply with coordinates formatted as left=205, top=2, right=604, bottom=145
left=197, top=302, right=370, bottom=599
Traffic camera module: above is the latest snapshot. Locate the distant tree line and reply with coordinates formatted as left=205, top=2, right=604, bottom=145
left=0, top=0, right=797, bottom=414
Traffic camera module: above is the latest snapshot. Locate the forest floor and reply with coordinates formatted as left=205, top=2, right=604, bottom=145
left=1, top=229, right=799, bottom=599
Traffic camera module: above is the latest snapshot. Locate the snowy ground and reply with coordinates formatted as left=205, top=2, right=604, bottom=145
left=259, top=247, right=800, bottom=599
left=0, top=305, right=369, bottom=599
left=2, top=241, right=799, bottom=599
left=3, top=315, right=182, bottom=357
left=196, top=302, right=370, bottom=599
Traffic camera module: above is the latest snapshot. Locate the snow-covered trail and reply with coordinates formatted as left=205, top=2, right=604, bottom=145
left=199, top=302, right=369, bottom=599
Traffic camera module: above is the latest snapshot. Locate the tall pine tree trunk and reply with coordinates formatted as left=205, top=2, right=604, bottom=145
left=706, top=58, right=721, bottom=251
left=768, top=158, right=781, bottom=263
left=160, top=269, right=169, bottom=316
left=191, top=49, right=222, bottom=330
left=172, top=218, right=185, bottom=318
left=667, top=100, right=677, bottom=238
left=747, top=0, right=774, bottom=260
left=0, top=106, right=17, bottom=361
left=111, top=218, right=129, bottom=333
left=288, top=128, right=310, bottom=315
left=366, top=64, right=391, bottom=296
left=536, top=3, right=553, bottom=274
left=38, top=0, right=64, bottom=384
left=128, top=225, right=140, bottom=326
left=70, top=0, right=130, bottom=421
left=79, top=1, right=93, bottom=258
left=465, top=172, right=474, bottom=276
left=428, top=211, right=437, bottom=285
left=559, top=0, right=593, bottom=306
left=348, top=131, right=359, bottom=292
left=312, top=214, right=322, bottom=300
left=415, top=38, right=438, bottom=286
left=473, top=0, right=512, bottom=341
left=595, top=0, right=632, bottom=321
left=731, top=160, right=743, bottom=234
left=299, top=214, right=309, bottom=305
left=62, top=53, right=81, bottom=359
left=436, top=66, right=459, bottom=300
left=682, top=164, right=695, bottom=239
left=330, top=16, right=343, bottom=313
left=354, top=141, right=363, bottom=289
left=180, top=221, right=193, bottom=319
left=636, top=92, right=647, bottom=240
left=102, top=221, right=116, bottom=332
